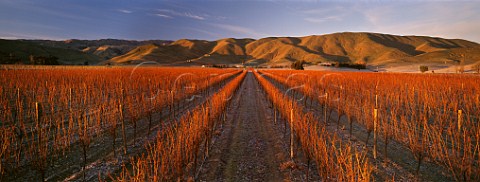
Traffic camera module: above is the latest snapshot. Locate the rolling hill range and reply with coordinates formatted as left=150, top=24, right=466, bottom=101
left=0, top=39, right=102, bottom=65
left=104, top=32, right=480, bottom=70
left=1, top=32, right=480, bottom=71
left=26, top=39, right=172, bottom=60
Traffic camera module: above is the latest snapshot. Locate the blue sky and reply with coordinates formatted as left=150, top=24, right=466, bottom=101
left=1, top=0, right=479, bottom=43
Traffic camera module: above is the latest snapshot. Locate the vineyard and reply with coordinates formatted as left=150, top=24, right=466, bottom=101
left=0, top=66, right=479, bottom=181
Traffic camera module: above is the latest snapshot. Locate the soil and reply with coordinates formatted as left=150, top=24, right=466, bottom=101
left=198, top=72, right=320, bottom=181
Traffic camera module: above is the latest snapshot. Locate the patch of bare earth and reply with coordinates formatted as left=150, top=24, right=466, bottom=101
left=198, top=73, right=318, bottom=181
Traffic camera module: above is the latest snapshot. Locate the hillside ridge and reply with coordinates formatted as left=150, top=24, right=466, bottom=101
left=1, top=32, right=479, bottom=69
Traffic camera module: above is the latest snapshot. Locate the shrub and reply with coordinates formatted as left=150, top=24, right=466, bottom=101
left=29, top=55, right=59, bottom=65
left=333, top=63, right=367, bottom=70
left=291, top=60, right=305, bottom=70
left=420, top=65, right=429, bottom=73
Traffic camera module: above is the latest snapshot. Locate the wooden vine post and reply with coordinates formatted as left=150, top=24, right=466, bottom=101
left=205, top=107, right=210, bottom=158
left=373, top=108, right=378, bottom=159
left=35, top=101, right=46, bottom=182
left=373, top=91, right=379, bottom=159
left=324, top=92, right=328, bottom=125
left=290, top=107, right=294, bottom=160
left=273, top=92, right=277, bottom=125
left=148, top=79, right=153, bottom=136
left=35, top=102, right=40, bottom=140
left=457, top=110, right=462, bottom=132
left=171, top=90, right=175, bottom=119
left=119, top=103, right=127, bottom=156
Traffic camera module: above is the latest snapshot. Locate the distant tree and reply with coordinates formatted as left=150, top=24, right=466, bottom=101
left=419, top=65, right=429, bottom=73
left=337, top=63, right=367, bottom=70
left=291, top=60, right=305, bottom=70
left=29, top=55, right=59, bottom=65
left=84, top=61, right=89, bottom=65
left=2, top=53, right=22, bottom=64
left=46, top=56, right=59, bottom=65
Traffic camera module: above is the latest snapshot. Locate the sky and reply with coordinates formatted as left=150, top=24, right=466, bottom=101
left=0, top=0, right=479, bottom=43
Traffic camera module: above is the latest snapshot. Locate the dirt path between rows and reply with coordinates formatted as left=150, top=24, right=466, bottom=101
left=199, top=72, right=315, bottom=181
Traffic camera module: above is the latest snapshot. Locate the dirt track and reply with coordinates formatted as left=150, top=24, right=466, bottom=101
left=198, top=72, right=318, bottom=181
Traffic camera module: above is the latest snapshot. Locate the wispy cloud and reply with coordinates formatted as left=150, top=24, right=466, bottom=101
left=185, top=13, right=205, bottom=20
left=156, top=9, right=205, bottom=20
left=155, top=14, right=173, bottom=19
left=118, top=9, right=132, bottom=14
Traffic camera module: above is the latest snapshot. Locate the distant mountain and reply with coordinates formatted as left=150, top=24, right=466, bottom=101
left=1, top=32, right=479, bottom=69
left=107, top=38, right=255, bottom=65
left=105, top=32, right=480, bottom=68
left=25, top=39, right=172, bottom=60
left=0, top=39, right=172, bottom=64
left=0, top=39, right=101, bottom=65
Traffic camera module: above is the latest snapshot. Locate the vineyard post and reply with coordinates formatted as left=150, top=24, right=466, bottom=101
left=17, top=88, right=21, bottom=121
left=274, top=92, right=277, bottom=125
left=148, top=79, right=152, bottom=136
left=111, top=106, right=117, bottom=158
left=324, top=93, right=328, bottom=125
left=290, top=107, right=294, bottom=160
left=82, top=111, right=89, bottom=181
left=206, top=77, right=210, bottom=96
left=222, top=93, right=227, bottom=126
left=17, top=87, right=20, bottom=105
left=274, top=106, right=277, bottom=125
left=205, top=107, right=210, bottom=158
left=67, top=88, right=74, bottom=153
left=171, top=90, right=175, bottom=119
left=148, top=96, right=152, bottom=136
left=16, top=87, right=24, bottom=164
left=35, top=101, right=46, bottom=182
left=35, top=102, right=40, bottom=142
left=120, top=103, right=127, bottom=156
left=373, top=108, right=378, bottom=159
left=458, top=110, right=462, bottom=132
left=69, top=88, right=72, bottom=109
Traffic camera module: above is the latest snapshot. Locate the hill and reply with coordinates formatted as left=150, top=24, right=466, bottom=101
left=107, top=39, right=216, bottom=65
left=0, top=39, right=101, bottom=65
left=2, top=32, right=479, bottom=71
left=26, top=39, right=172, bottom=60
left=106, top=32, right=480, bottom=70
